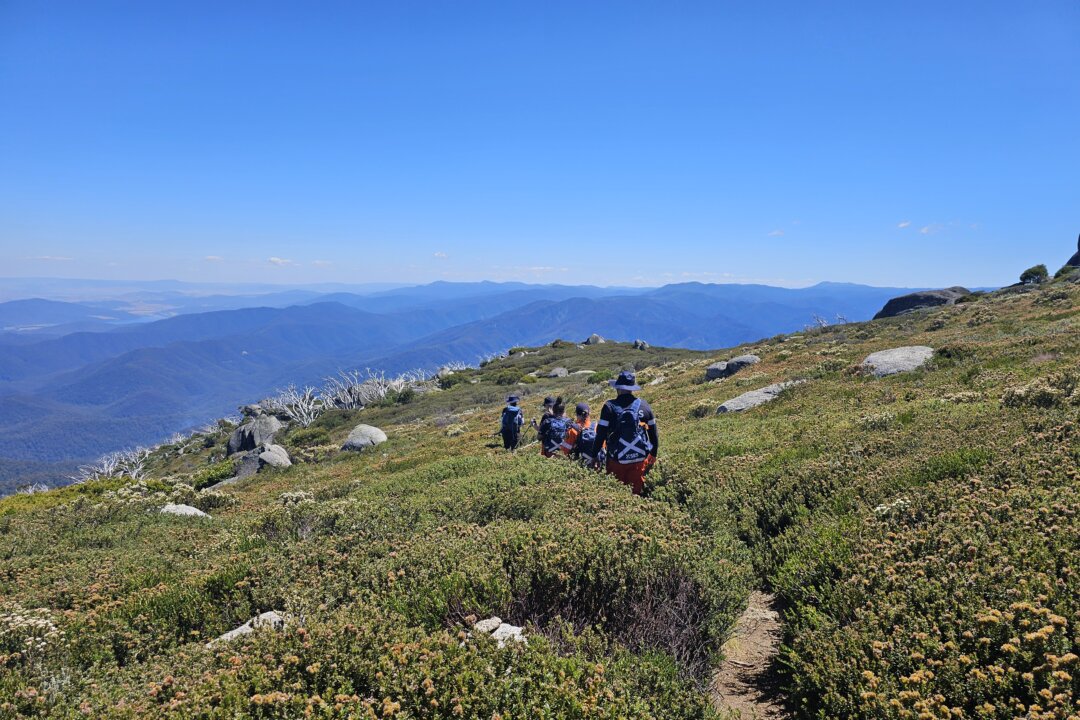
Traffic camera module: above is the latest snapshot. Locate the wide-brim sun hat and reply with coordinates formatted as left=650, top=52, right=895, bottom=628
left=609, top=371, right=641, bottom=391
left=506, top=394, right=519, bottom=403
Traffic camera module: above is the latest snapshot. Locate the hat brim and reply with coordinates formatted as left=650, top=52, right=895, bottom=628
left=609, top=381, right=641, bottom=391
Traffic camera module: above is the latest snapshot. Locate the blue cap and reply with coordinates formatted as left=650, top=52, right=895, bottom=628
left=575, top=402, right=590, bottom=416
left=609, top=371, right=641, bottom=391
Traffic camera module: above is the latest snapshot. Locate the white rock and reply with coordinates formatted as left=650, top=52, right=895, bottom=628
left=206, top=610, right=290, bottom=647
left=159, top=503, right=209, bottom=518
left=258, top=443, right=292, bottom=468
left=861, top=346, right=934, bottom=377
left=342, top=424, right=388, bottom=452
left=717, top=380, right=806, bottom=413
left=491, top=623, right=526, bottom=647
left=473, top=617, right=503, bottom=634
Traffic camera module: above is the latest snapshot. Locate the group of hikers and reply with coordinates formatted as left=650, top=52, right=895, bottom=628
left=497, top=370, right=658, bottom=495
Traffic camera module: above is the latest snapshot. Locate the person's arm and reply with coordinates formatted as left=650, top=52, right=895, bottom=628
left=642, top=400, right=659, bottom=456
left=592, top=403, right=611, bottom=457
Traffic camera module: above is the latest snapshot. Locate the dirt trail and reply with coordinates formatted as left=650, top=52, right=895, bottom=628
left=711, top=591, right=790, bottom=719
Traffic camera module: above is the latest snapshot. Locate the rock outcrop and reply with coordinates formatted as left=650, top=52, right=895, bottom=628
left=207, top=611, right=290, bottom=647
left=342, top=424, right=388, bottom=452
left=860, top=346, right=934, bottom=377
left=1065, top=233, right=1080, bottom=268
left=706, top=354, right=761, bottom=381
left=583, top=334, right=606, bottom=345
left=160, top=503, right=210, bottom=518
left=227, top=409, right=284, bottom=456
left=873, top=287, right=970, bottom=319
left=258, top=444, right=292, bottom=469
left=233, top=443, right=292, bottom=479
left=717, top=380, right=805, bottom=413
left=547, top=367, right=569, bottom=378
left=633, top=339, right=650, bottom=350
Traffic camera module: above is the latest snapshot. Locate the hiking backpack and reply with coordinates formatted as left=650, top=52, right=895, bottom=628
left=574, top=423, right=602, bottom=462
left=501, top=406, right=522, bottom=433
left=606, top=399, right=652, bottom=464
left=541, top=415, right=570, bottom=454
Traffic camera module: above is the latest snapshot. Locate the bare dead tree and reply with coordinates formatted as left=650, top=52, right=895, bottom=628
left=265, top=384, right=324, bottom=427
left=70, top=447, right=151, bottom=484
left=322, top=369, right=367, bottom=409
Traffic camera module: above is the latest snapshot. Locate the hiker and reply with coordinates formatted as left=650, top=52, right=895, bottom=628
left=561, top=401, right=594, bottom=458
left=499, top=394, right=524, bottom=451
left=529, top=396, right=555, bottom=441
left=538, top=397, right=571, bottom=457
left=590, top=370, right=658, bottom=495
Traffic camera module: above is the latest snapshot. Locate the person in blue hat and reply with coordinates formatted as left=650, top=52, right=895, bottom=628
left=499, top=394, right=524, bottom=451
left=590, top=370, right=658, bottom=495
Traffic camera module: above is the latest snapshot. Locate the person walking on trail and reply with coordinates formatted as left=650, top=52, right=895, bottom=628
left=561, top=401, right=593, bottom=457
left=590, top=371, right=658, bottom=495
left=529, top=396, right=555, bottom=445
left=538, top=397, right=571, bottom=458
left=499, top=394, right=524, bottom=451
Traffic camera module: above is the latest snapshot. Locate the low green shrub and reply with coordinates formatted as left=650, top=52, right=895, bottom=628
left=190, top=459, right=235, bottom=489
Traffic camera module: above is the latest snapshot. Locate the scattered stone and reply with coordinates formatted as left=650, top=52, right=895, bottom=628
left=633, top=339, right=650, bottom=350
left=572, top=369, right=595, bottom=375
left=490, top=623, right=526, bottom=647
left=648, top=375, right=667, bottom=386
left=159, top=503, right=210, bottom=518
left=717, top=380, right=805, bottom=414
left=342, top=424, right=388, bottom=452
left=547, top=367, right=569, bottom=378
left=873, top=287, right=970, bottom=319
left=227, top=414, right=284, bottom=456
left=474, top=617, right=503, bottom=634
left=583, top=333, right=606, bottom=345
left=860, top=346, right=934, bottom=377
left=258, top=444, right=292, bottom=469
left=207, top=611, right=290, bottom=647
left=706, top=354, right=761, bottom=381
left=239, top=403, right=265, bottom=418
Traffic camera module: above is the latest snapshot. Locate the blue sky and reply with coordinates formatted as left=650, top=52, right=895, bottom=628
left=1, top=1, right=1077, bottom=289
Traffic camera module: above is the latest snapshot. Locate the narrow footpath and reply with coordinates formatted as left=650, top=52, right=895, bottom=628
left=711, top=591, right=790, bottom=719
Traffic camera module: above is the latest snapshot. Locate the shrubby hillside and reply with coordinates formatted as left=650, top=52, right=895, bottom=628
left=0, top=280, right=914, bottom=489
left=1, top=278, right=1077, bottom=718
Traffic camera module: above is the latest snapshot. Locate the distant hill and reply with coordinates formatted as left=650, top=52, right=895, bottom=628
left=0, top=280, right=919, bottom=487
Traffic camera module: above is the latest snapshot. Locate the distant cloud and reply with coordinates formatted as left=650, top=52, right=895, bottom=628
left=433, top=251, right=448, bottom=258
left=268, top=257, right=294, bottom=266
left=768, top=229, right=785, bottom=237
left=311, top=259, right=332, bottom=267
left=919, top=224, right=942, bottom=235
left=204, top=255, right=223, bottom=262
left=26, top=255, right=73, bottom=261
left=897, top=220, right=911, bottom=228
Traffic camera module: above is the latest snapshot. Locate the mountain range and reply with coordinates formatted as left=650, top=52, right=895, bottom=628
left=0, top=279, right=921, bottom=492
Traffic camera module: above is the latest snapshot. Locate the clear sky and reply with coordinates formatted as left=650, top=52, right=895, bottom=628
left=1, top=1, right=1077, bottom=289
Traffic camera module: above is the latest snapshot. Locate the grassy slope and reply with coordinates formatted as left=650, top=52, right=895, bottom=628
left=1, top=282, right=1078, bottom=719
